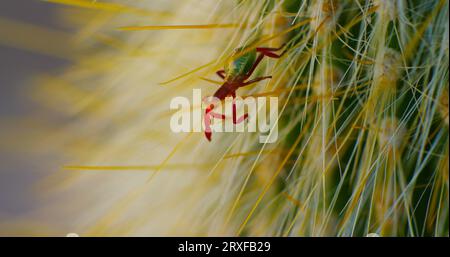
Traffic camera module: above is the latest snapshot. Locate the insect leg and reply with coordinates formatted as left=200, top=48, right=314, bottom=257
left=210, top=112, right=226, bottom=119
left=204, top=113, right=213, bottom=141
left=231, top=93, right=249, bottom=124
left=244, top=45, right=286, bottom=80
left=244, top=53, right=265, bottom=79
left=256, top=44, right=285, bottom=52
left=258, top=50, right=283, bottom=58
left=204, top=105, right=226, bottom=141
left=216, top=69, right=226, bottom=79
left=257, top=44, right=287, bottom=58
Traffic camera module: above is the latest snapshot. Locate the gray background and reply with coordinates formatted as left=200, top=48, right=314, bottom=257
left=0, top=0, right=68, bottom=217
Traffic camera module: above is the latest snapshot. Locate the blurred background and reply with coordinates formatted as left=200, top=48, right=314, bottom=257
left=0, top=0, right=68, bottom=225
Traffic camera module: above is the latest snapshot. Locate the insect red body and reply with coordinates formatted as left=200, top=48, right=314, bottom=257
left=204, top=45, right=285, bottom=141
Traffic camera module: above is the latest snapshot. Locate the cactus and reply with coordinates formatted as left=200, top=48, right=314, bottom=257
left=0, top=0, right=448, bottom=236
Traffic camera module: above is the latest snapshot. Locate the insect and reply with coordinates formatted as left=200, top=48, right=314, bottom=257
left=204, top=44, right=285, bottom=141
